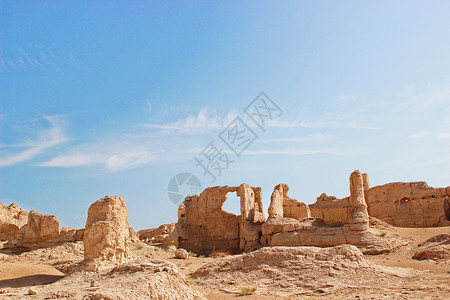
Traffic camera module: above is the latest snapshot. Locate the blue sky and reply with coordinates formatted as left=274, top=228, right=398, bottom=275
left=1, top=1, right=449, bottom=230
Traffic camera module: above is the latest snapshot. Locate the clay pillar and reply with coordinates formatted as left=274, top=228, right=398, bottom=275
left=268, top=184, right=284, bottom=218
left=349, top=170, right=369, bottom=230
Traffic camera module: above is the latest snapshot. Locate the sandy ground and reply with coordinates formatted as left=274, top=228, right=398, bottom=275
left=0, top=225, right=449, bottom=299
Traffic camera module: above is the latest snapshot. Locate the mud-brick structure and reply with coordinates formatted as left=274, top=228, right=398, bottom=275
left=174, top=170, right=450, bottom=255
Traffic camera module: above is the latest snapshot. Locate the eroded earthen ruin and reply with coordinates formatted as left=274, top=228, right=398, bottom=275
left=176, top=184, right=265, bottom=254
left=175, top=170, right=450, bottom=255
left=84, top=196, right=131, bottom=265
left=365, top=182, right=450, bottom=227
left=0, top=202, right=84, bottom=249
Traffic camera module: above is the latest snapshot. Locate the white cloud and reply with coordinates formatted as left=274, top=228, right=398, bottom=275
left=244, top=148, right=332, bottom=155
left=36, top=153, right=95, bottom=168
left=141, top=107, right=239, bottom=134
left=438, top=132, right=450, bottom=139
left=409, top=131, right=433, bottom=139
left=259, top=133, right=331, bottom=144
left=37, top=148, right=154, bottom=172
left=0, top=115, right=68, bottom=167
left=409, top=130, right=450, bottom=139
left=105, top=152, right=153, bottom=171
left=267, top=119, right=379, bottom=130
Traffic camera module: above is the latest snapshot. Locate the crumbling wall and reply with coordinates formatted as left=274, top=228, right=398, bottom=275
left=177, top=186, right=241, bottom=254
left=261, top=171, right=382, bottom=253
left=268, top=184, right=310, bottom=219
left=366, top=182, right=450, bottom=227
left=237, top=183, right=265, bottom=252
left=176, top=184, right=266, bottom=254
left=309, top=171, right=370, bottom=229
left=175, top=170, right=448, bottom=255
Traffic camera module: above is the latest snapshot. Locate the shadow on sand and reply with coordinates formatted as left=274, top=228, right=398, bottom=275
left=0, top=274, right=64, bottom=288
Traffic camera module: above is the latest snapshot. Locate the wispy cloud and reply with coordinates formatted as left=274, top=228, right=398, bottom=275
left=244, top=148, right=333, bottom=155
left=409, top=130, right=450, bottom=139
left=141, top=107, right=239, bottom=134
left=0, top=47, right=79, bottom=72
left=0, top=115, right=68, bottom=167
left=37, top=150, right=153, bottom=171
left=258, top=133, right=331, bottom=143
left=267, top=118, right=379, bottom=130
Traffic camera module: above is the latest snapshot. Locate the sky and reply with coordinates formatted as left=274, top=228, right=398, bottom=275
left=1, top=1, right=449, bottom=230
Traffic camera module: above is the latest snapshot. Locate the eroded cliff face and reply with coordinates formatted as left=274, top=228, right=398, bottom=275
left=365, top=182, right=450, bottom=227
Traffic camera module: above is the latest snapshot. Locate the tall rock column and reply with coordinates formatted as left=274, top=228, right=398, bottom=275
left=237, top=184, right=265, bottom=252
left=349, top=170, right=370, bottom=230
left=268, top=184, right=284, bottom=218
left=84, top=196, right=130, bottom=269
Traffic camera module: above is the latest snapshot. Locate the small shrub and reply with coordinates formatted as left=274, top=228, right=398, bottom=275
left=239, top=286, right=257, bottom=295
left=135, top=242, right=145, bottom=250
left=189, top=251, right=198, bottom=257
left=199, top=255, right=206, bottom=259
left=218, top=261, right=227, bottom=267
left=209, top=271, right=215, bottom=275
left=185, top=262, right=192, bottom=266
left=177, top=262, right=182, bottom=267
left=188, top=277, right=196, bottom=285
left=379, top=231, right=387, bottom=237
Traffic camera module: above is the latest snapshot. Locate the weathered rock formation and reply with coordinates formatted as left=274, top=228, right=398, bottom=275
left=262, top=171, right=390, bottom=254
left=268, top=183, right=310, bottom=219
left=1, top=202, right=84, bottom=249
left=237, top=183, right=265, bottom=251
left=175, top=170, right=428, bottom=255
left=308, top=170, right=369, bottom=230
left=18, top=210, right=60, bottom=247
left=365, top=181, right=450, bottom=227
left=176, top=184, right=265, bottom=254
left=0, top=202, right=28, bottom=241
left=138, top=223, right=177, bottom=246
left=59, top=227, right=85, bottom=243
left=413, top=234, right=450, bottom=260
left=84, top=196, right=130, bottom=265
left=261, top=217, right=395, bottom=254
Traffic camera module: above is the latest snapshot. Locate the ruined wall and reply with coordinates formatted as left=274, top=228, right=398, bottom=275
left=177, top=186, right=241, bottom=254
left=260, top=171, right=383, bottom=253
left=268, top=184, right=310, bottom=219
left=176, top=184, right=266, bottom=254
left=237, top=184, right=265, bottom=252
left=309, top=171, right=369, bottom=229
left=175, top=171, right=449, bottom=255
left=366, top=182, right=450, bottom=227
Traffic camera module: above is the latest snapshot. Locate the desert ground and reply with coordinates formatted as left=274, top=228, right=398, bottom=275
left=1, top=223, right=449, bottom=299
